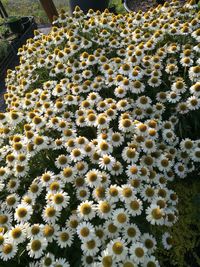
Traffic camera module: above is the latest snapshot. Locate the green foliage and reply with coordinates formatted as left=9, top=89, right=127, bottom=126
left=1, top=0, right=69, bottom=24
left=6, top=16, right=20, bottom=23
left=153, top=178, right=200, bottom=267
left=109, top=0, right=126, bottom=13
left=0, top=39, right=10, bottom=61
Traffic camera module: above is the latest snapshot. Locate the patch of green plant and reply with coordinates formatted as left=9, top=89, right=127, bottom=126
left=6, top=16, right=20, bottom=23
left=109, top=0, right=126, bottom=13
left=0, top=39, right=10, bottom=61
left=152, top=177, right=200, bottom=267
left=1, top=0, right=69, bottom=24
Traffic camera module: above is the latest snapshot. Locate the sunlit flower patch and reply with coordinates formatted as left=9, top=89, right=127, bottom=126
left=0, top=0, right=200, bottom=266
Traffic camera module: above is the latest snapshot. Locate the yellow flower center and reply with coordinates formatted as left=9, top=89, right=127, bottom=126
left=58, top=156, right=67, bottom=165
left=135, top=247, right=144, bottom=258
left=147, top=262, right=156, bottom=267
left=42, top=174, right=51, bottom=182
left=127, top=227, right=136, bottom=237
left=30, top=183, right=39, bottom=193
left=102, top=256, right=113, bottom=267
left=53, top=194, right=64, bottom=204
left=50, top=182, right=60, bottom=191
left=117, top=213, right=127, bottom=224
left=145, top=239, right=154, bottom=249
left=124, top=262, right=135, bottom=267
left=46, top=207, right=56, bottom=217
left=122, top=188, right=132, bottom=198
left=43, top=225, right=54, bottom=237
left=88, top=172, right=98, bottom=182
left=31, top=226, right=40, bottom=235
left=17, top=208, right=27, bottom=218
left=6, top=196, right=16, bottom=206
left=126, top=149, right=136, bottom=158
left=31, top=240, right=41, bottom=251
left=108, top=223, right=118, bottom=233
left=166, top=236, right=173, bottom=245
left=60, top=232, right=69, bottom=242
left=11, top=228, right=22, bottom=239
left=100, top=202, right=111, bottom=213
left=63, top=167, right=73, bottom=178
left=69, top=219, right=78, bottom=229
left=2, top=244, right=13, bottom=254
left=80, top=204, right=91, bottom=215
left=112, top=242, right=123, bottom=254
left=130, top=200, right=140, bottom=210
left=86, top=240, right=96, bottom=249
left=145, top=188, right=154, bottom=197
left=44, top=257, right=53, bottom=266
left=151, top=208, right=163, bottom=220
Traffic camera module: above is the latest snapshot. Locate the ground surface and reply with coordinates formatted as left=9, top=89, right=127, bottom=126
left=126, top=0, right=186, bottom=12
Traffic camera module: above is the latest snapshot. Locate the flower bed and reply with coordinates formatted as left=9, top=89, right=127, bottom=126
left=0, top=1, right=200, bottom=266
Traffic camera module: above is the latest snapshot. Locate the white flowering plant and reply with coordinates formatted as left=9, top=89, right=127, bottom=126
left=0, top=0, right=200, bottom=266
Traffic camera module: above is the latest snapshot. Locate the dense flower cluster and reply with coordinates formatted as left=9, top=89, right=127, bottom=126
left=0, top=0, right=200, bottom=266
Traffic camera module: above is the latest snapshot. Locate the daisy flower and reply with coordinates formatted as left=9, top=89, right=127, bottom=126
left=105, top=185, right=120, bottom=203
left=54, top=258, right=70, bottom=267
left=27, top=224, right=43, bottom=239
left=96, top=200, right=114, bottom=219
left=98, top=249, right=116, bottom=267
left=174, top=162, right=187, bottom=178
left=40, top=253, right=55, bottom=267
left=14, top=203, right=33, bottom=223
left=141, top=233, right=157, bottom=254
left=99, top=154, right=115, bottom=171
left=81, top=237, right=101, bottom=256
left=49, top=191, right=70, bottom=211
left=129, top=242, right=147, bottom=264
left=81, top=255, right=95, bottom=267
left=125, top=197, right=143, bottom=216
left=131, top=80, right=145, bottom=94
left=141, top=139, right=157, bottom=153
left=122, top=147, right=139, bottom=163
left=9, top=223, right=27, bottom=244
left=42, top=205, right=60, bottom=224
left=112, top=208, right=130, bottom=228
left=104, top=220, right=119, bottom=239
left=180, top=138, right=194, bottom=152
left=190, top=82, right=200, bottom=97
left=120, top=184, right=135, bottom=203
left=27, top=238, right=48, bottom=259
left=111, top=132, right=124, bottom=147
left=0, top=241, right=18, bottom=261
left=122, top=223, right=141, bottom=243
left=162, top=232, right=173, bottom=250
left=106, top=238, right=128, bottom=262
left=146, top=204, right=165, bottom=225
left=56, top=227, right=74, bottom=248
left=171, top=80, right=187, bottom=94
left=85, top=169, right=101, bottom=188
left=143, top=255, right=160, bottom=267
left=77, top=221, right=95, bottom=242
left=77, top=201, right=96, bottom=221
left=187, top=96, right=200, bottom=110
left=55, top=154, right=71, bottom=169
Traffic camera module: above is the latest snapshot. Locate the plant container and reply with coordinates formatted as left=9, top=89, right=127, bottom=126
left=69, top=0, right=109, bottom=14
left=21, top=17, right=32, bottom=32
left=6, top=17, right=24, bottom=34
